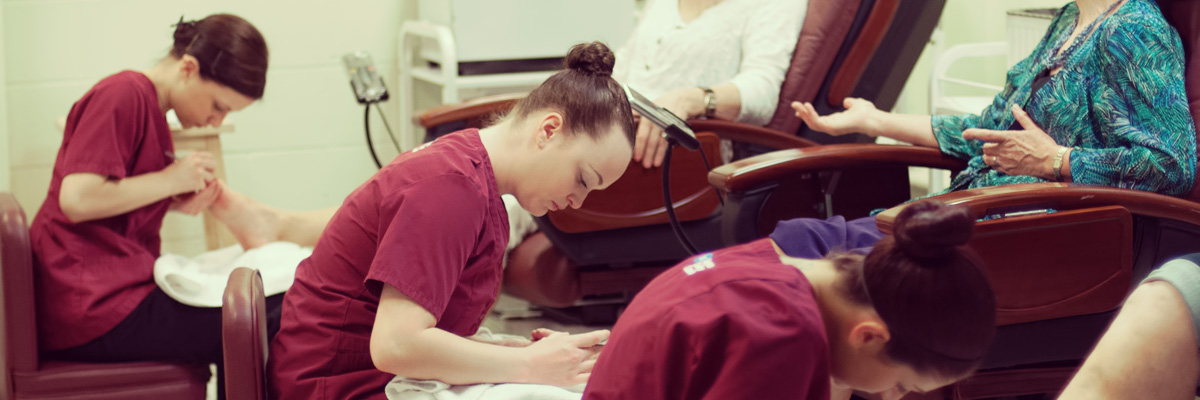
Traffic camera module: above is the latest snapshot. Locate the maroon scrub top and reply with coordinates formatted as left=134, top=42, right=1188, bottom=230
left=584, top=239, right=832, bottom=400
left=268, top=129, right=509, bottom=400
left=30, top=71, right=173, bottom=351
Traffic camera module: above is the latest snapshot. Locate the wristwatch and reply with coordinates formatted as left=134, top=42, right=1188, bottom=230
left=699, top=87, right=717, bottom=119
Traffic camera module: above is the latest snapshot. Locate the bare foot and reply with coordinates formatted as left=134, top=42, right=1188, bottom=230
left=208, top=180, right=283, bottom=250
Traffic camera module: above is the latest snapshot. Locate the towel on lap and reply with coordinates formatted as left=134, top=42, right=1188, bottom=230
left=154, top=242, right=312, bottom=307
left=384, top=327, right=584, bottom=400
left=385, top=378, right=583, bottom=400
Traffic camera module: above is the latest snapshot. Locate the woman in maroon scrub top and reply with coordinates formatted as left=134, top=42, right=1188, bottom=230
left=31, top=15, right=333, bottom=398
left=267, top=42, right=636, bottom=400
left=584, top=201, right=998, bottom=400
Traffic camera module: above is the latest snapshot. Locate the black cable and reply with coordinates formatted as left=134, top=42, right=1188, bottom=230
left=373, top=102, right=401, bottom=153
left=364, top=105, right=382, bottom=169
left=662, top=144, right=699, bottom=255
left=694, top=144, right=724, bottom=207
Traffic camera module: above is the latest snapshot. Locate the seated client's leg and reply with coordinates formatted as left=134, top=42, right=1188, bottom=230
left=208, top=180, right=337, bottom=249
left=1058, top=258, right=1200, bottom=399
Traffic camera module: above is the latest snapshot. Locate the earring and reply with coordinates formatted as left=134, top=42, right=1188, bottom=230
left=538, top=137, right=547, bottom=146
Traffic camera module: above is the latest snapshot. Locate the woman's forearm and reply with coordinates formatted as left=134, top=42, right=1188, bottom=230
left=373, top=326, right=532, bottom=385
left=866, top=111, right=939, bottom=148
left=709, top=82, right=742, bottom=121
left=669, top=83, right=742, bottom=121
left=59, top=172, right=178, bottom=223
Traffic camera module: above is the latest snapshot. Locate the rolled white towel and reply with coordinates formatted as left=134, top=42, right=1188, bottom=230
left=154, top=242, right=312, bottom=307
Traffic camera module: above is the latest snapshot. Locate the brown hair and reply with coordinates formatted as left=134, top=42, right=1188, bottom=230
left=834, top=201, right=996, bottom=379
left=509, top=42, right=636, bottom=145
left=170, top=14, right=269, bottom=99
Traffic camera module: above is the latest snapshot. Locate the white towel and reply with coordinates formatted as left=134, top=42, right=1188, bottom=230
left=502, top=194, right=539, bottom=270
left=384, top=379, right=583, bottom=400
left=384, top=328, right=585, bottom=400
left=154, top=242, right=312, bottom=307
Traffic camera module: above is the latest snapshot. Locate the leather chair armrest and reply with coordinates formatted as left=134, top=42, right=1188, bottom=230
left=414, top=92, right=526, bottom=128
left=416, top=95, right=817, bottom=151
left=875, top=183, right=1200, bottom=233
left=708, top=143, right=967, bottom=193
left=686, top=119, right=817, bottom=149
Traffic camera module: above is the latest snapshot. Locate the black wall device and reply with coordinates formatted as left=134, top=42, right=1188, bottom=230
left=343, top=51, right=389, bottom=104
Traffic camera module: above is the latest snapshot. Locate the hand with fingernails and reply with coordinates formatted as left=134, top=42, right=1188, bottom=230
left=961, top=105, right=1067, bottom=180
left=522, top=328, right=609, bottom=386
left=163, top=151, right=217, bottom=195
left=791, top=98, right=880, bottom=137
left=171, top=178, right=223, bottom=216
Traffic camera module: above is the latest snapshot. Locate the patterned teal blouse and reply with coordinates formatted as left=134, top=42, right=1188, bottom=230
left=931, top=0, right=1196, bottom=197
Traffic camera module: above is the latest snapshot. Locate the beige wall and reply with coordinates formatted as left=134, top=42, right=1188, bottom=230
left=4, top=0, right=410, bottom=254
left=0, top=5, right=8, bottom=193
left=3, top=1, right=1081, bottom=253
left=893, top=0, right=1072, bottom=114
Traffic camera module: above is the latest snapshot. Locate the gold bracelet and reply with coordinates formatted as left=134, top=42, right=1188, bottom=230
left=1052, top=146, right=1069, bottom=182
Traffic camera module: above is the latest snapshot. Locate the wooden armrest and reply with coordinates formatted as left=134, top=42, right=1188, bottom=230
left=708, top=143, right=967, bottom=193
left=686, top=119, right=817, bottom=149
left=415, top=92, right=526, bottom=128
left=875, top=183, right=1200, bottom=233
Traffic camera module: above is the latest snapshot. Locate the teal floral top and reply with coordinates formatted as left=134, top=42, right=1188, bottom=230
left=931, top=0, right=1196, bottom=197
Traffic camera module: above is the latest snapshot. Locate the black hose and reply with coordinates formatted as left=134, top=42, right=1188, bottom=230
left=364, top=105, right=382, bottom=169
left=694, top=144, right=723, bottom=207
left=662, top=144, right=699, bottom=255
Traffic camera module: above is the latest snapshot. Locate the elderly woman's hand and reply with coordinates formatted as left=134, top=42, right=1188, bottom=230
left=792, top=97, right=880, bottom=137
left=962, top=105, right=1065, bottom=180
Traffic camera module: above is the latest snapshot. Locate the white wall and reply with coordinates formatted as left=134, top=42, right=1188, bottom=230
left=4, top=0, right=410, bottom=254
left=892, top=0, right=1072, bottom=115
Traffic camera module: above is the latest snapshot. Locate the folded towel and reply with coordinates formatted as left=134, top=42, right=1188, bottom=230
left=385, top=378, right=583, bottom=400
left=384, top=328, right=584, bottom=400
left=154, top=242, right=312, bottom=307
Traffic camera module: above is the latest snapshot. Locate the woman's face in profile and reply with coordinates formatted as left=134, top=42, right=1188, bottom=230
left=175, top=77, right=253, bottom=129
left=515, top=123, right=631, bottom=217
left=833, top=349, right=957, bottom=400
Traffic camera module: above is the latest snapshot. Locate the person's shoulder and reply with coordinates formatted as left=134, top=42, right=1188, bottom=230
left=666, top=272, right=825, bottom=344
left=378, top=135, right=493, bottom=204
left=1100, top=0, right=1178, bottom=44
left=84, top=71, right=156, bottom=106
left=391, top=130, right=488, bottom=178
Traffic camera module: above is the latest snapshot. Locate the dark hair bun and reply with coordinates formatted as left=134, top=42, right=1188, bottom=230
left=565, top=42, right=615, bottom=77
left=173, top=17, right=199, bottom=47
left=893, top=201, right=973, bottom=260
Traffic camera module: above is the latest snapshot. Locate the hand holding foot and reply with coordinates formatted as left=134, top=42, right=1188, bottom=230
left=171, top=179, right=223, bottom=215
left=208, top=179, right=283, bottom=250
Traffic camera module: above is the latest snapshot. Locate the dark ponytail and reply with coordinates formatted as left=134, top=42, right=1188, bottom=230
left=837, top=201, right=997, bottom=378
left=170, top=14, right=268, bottom=99
left=509, top=42, right=636, bottom=144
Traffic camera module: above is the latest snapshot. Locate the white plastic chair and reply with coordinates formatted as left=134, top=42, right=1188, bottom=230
left=926, top=41, right=1007, bottom=193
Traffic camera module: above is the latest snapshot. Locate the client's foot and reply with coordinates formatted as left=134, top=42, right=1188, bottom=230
left=209, top=180, right=283, bottom=250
